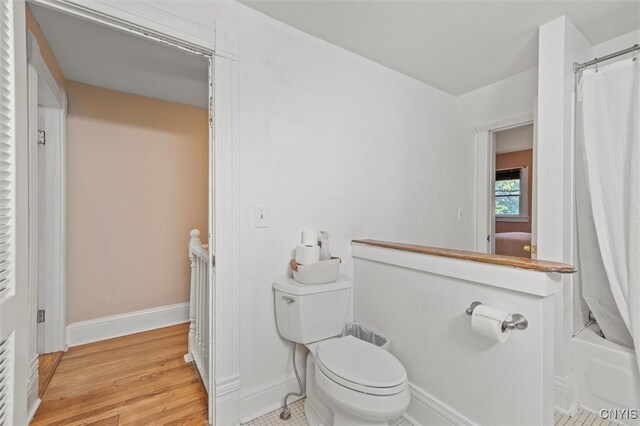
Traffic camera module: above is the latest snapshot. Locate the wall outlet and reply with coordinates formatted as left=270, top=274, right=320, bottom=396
left=457, top=207, right=464, bottom=222
left=254, top=204, right=269, bottom=228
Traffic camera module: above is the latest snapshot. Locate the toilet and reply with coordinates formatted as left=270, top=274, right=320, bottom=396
left=274, top=275, right=410, bottom=426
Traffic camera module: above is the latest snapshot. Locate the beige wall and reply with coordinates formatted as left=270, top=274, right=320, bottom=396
left=67, top=81, right=208, bottom=322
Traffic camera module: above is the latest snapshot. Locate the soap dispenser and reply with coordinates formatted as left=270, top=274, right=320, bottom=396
left=318, top=231, right=331, bottom=261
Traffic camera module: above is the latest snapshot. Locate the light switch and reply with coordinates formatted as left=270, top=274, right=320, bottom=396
left=457, top=207, right=464, bottom=222
left=254, top=205, right=269, bottom=228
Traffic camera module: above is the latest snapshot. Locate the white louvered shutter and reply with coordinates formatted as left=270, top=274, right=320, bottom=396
left=0, top=0, right=14, bottom=300
left=0, top=337, right=12, bottom=425
left=0, top=0, right=15, bottom=424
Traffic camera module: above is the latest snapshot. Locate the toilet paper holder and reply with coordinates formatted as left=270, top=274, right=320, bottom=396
left=465, top=301, right=528, bottom=332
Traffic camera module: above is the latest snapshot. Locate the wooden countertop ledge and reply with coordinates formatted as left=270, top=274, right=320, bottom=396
left=352, top=239, right=575, bottom=274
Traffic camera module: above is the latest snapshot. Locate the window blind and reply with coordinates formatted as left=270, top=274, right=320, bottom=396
left=496, top=167, right=523, bottom=181
left=0, top=0, right=14, bottom=301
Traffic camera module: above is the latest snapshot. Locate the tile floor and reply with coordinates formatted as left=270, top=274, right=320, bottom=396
left=244, top=399, right=618, bottom=426
left=555, top=409, right=620, bottom=426
left=243, top=399, right=307, bottom=426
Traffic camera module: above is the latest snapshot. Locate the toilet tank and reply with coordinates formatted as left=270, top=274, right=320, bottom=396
left=274, top=276, right=351, bottom=344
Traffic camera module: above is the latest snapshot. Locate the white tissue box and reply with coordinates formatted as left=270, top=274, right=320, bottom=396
left=290, top=257, right=341, bottom=284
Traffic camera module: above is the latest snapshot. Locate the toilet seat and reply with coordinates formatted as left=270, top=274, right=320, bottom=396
left=316, top=335, right=408, bottom=396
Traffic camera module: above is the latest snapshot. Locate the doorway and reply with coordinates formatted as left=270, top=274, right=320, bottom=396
left=25, top=2, right=216, bottom=423
left=490, top=123, right=537, bottom=258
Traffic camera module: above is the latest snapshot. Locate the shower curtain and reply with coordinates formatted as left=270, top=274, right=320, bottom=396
left=576, top=57, right=639, bottom=367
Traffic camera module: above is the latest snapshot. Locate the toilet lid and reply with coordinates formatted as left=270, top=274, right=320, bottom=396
left=316, top=335, right=407, bottom=394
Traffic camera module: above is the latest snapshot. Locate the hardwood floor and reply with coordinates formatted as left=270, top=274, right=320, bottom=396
left=32, top=324, right=208, bottom=426
left=38, top=351, right=64, bottom=398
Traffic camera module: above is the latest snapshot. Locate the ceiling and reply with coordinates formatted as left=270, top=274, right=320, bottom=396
left=239, top=0, right=640, bottom=95
left=29, top=4, right=209, bottom=108
left=496, top=124, right=533, bottom=155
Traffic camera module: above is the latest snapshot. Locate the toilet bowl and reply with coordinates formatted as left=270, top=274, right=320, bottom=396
left=312, top=336, right=410, bottom=425
left=274, top=276, right=411, bottom=425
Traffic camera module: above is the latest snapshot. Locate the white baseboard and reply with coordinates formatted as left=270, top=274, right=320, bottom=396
left=216, top=374, right=241, bottom=426
left=66, top=302, right=189, bottom=347
left=27, top=398, right=41, bottom=424
left=406, top=382, right=473, bottom=426
left=239, top=371, right=306, bottom=424
left=554, top=374, right=578, bottom=416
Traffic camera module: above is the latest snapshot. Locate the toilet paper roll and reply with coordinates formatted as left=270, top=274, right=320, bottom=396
left=301, top=229, right=318, bottom=246
left=295, top=244, right=320, bottom=265
left=471, top=305, right=511, bottom=343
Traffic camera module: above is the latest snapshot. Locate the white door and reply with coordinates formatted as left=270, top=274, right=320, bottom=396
left=0, top=0, right=19, bottom=422
left=207, top=56, right=215, bottom=426
left=37, top=112, right=45, bottom=353
left=530, top=98, right=538, bottom=259
left=489, top=131, right=496, bottom=254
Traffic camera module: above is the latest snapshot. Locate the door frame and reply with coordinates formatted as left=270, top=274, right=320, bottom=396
left=27, top=31, right=67, bottom=358
left=26, top=31, right=68, bottom=414
left=475, top=112, right=534, bottom=254
left=24, top=1, right=241, bottom=424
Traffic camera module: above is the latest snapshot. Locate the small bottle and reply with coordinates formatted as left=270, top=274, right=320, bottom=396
left=318, top=231, right=331, bottom=261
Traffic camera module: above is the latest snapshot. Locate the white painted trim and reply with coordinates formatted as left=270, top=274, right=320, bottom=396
left=27, top=30, right=67, bottom=357
left=405, top=382, right=473, bottom=426
left=208, top=56, right=216, bottom=425
left=36, top=105, right=67, bottom=354
left=66, top=303, right=189, bottom=347
left=474, top=129, right=492, bottom=253
left=30, top=0, right=215, bottom=53
left=13, top=2, right=34, bottom=423
left=26, top=356, right=39, bottom=422
left=215, top=19, right=239, bottom=60
left=553, top=374, right=578, bottom=416
left=351, top=243, right=563, bottom=297
left=239, top=372, right=307, bottom=424
left=474, top=112, right=534, bottom=133
left=531, top=97, right=539, bottom=259
left=26, top=32, right=64, bottom=108
left=213, top=53, right=241, bottom=425
left=216, top=374, right=241, bottom=426
left=26, top=64, right=40, bottom=419
left=26, top=398, right=41, bottom=425
left=217, top=373, right=241, bottom=397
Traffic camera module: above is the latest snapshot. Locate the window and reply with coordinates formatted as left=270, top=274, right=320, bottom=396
left=495, top=167, right=528, bottom=221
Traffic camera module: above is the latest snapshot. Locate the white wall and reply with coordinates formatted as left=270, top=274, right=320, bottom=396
left=592, top=29, right=639, bottom=58
left=537, top=15, right=593, bottom=414
left=455, top=68, right=538, bottom=252
left=147, top=1, right=476, bottom=421
left=235, top=5, right=476, bottom=419
left=537, top=22, right=640, bottom=415
left=352, top=244, right=560, bottom=426
left=456, top=67, right=537, bottom=130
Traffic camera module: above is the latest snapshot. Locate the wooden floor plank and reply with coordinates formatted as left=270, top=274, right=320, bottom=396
left=38, top=351, right=64, bottom=398
left=32, top=324, right=208, bottom=426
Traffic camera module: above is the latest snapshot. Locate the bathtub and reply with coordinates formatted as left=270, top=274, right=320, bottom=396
left=573, top=324, right=640, bottom=425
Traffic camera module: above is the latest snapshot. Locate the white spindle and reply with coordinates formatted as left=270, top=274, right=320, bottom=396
left=186, top=229, right=210, bottom=393
left=187, top=230, right=200, bottom=358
